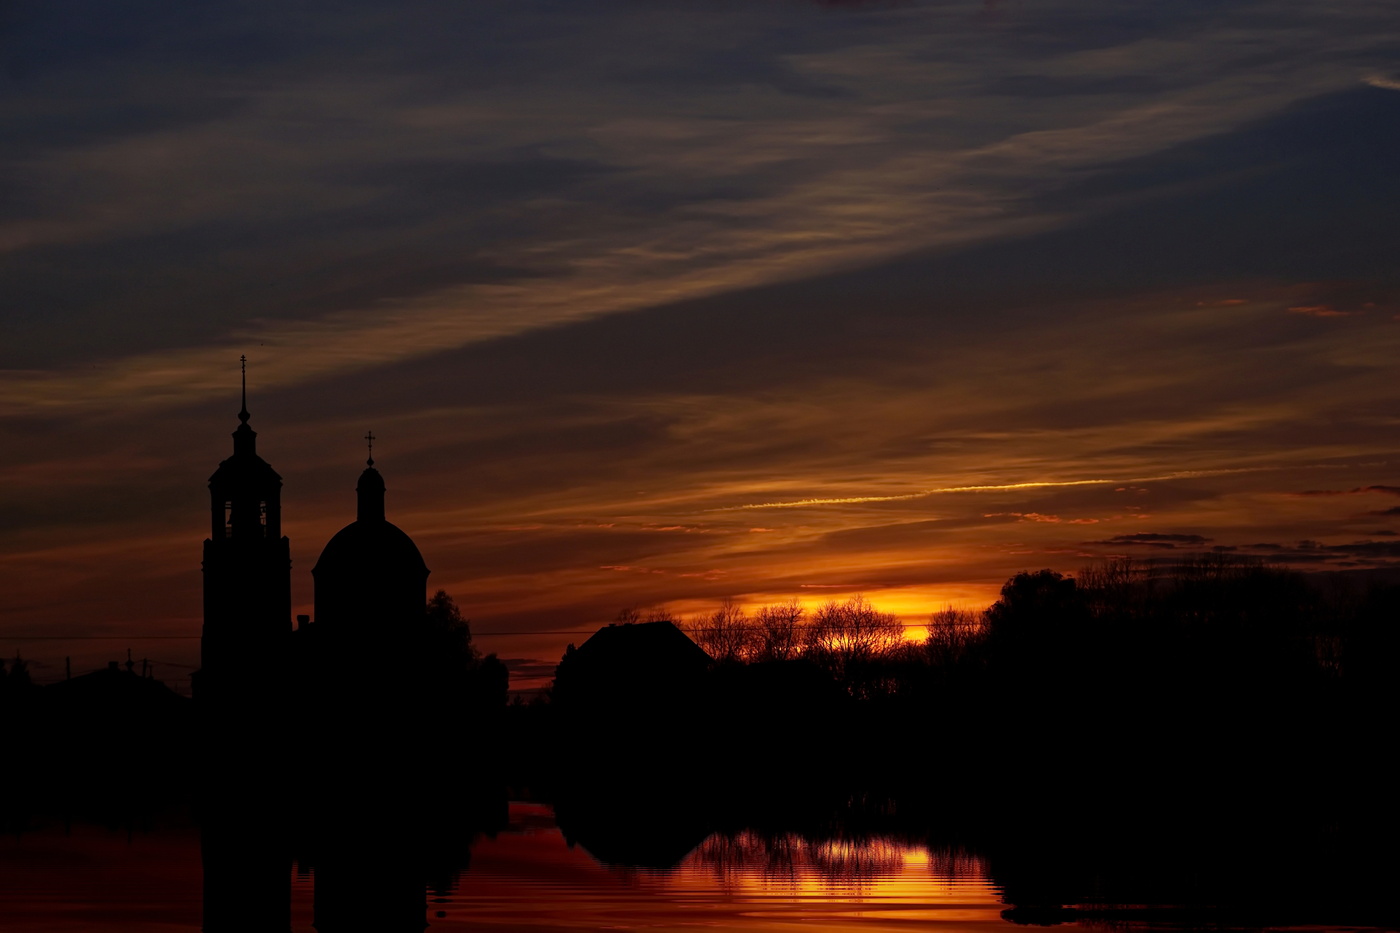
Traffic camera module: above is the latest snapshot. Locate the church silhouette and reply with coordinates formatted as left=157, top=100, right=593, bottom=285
left=313, top=432, right=430, bottom=637
left=192, top=360, right=500, bottom=775
left=192, top=369, right=506, bottom=933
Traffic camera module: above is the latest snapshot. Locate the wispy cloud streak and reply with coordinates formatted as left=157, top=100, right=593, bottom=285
left=719, top=468, right=1279, bottom=511
left=3, top=2, right=1398, bottom=413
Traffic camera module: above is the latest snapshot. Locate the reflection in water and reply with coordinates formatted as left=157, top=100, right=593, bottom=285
left=201, top=798, right=291, bottom=933
left=695, top=831, right=906, bottom=886
left=671, top=831, right=1001, bottom=928
left=14, top=800, right=1399, bottom=933
left=0, top=803, right=1010, bottom=933
left=0, top=820, right=207, bottom=932
left=431, top=804, right=1008, bottom=933
left=692, top=829, right=988, bottom=893
left=199, top=769, right=503, bottom=933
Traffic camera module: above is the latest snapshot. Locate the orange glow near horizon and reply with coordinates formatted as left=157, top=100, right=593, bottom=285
left=4, top=283, right=1400, bottom=696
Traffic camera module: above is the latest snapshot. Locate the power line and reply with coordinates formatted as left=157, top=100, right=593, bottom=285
left=0, top=625, right=948, bottom=640
left=0, top=630, right=610, bottom=640
left=468, top=630, right=604, bottom=636
left=0, top=635, right=200, bottom=641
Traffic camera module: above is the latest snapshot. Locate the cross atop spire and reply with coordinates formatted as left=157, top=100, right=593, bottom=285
left=365, top=430, right=375, bottom=466
left=238, top=355, right=250, bottom=425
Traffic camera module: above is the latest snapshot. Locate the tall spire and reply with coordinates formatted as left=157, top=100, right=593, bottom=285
left=233, top=355, right=257, bottom=456
left=365, top=430, right=375, bottom=467
left=238, top=355, right=249, bottom=425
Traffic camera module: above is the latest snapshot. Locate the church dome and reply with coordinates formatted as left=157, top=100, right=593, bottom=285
left=314, top=516, right=428, bottom=580
left=311, top=462, right=429, bottom=630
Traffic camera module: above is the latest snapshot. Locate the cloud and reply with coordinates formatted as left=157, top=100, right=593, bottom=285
left=1212, top=538, right=1400, bottom=566
left=6, top=1, right=1400, bottom=414
left=984, top=512, right=1101, bottom=524
left=1288, top=305, right=1361, bottom=317
left=1090, top=532, right=1212, bottom=549
left=1292, top=485, right=1400, bottom=497
left=1315, top=540, right=1400, bottom=559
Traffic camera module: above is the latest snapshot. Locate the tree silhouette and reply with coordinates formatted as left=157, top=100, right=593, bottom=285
left=925, top=606, right=985, bottom=670
left=985, top=570, right=1085, bottom=652
left=807, top=596, right=904, bottom=680
left=424, top=589, right=479, bottom=664
left=687, top=598, right=755, bottom=663
left=754, top=600, right=805, bottom=662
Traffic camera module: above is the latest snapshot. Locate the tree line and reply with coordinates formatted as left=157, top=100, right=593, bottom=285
left=676, top=596, right=908, bottom=672
left=614, top=553, right=1399, bottom=697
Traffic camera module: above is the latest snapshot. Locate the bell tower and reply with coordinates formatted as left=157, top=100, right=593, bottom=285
left=196, top=357, right=291, bottom=707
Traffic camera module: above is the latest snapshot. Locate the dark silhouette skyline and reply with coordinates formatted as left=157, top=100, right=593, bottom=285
left=5, top=1, right=1400, bottom=712
left=0, top=364, right=1398, bottom=932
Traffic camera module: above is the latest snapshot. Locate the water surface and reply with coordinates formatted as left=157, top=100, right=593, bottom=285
left=3, top=802, right=1394, bottom=933
left=0, top=802, right=1008, bottom=933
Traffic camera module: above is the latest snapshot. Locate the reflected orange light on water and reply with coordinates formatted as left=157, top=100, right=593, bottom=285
left=672, top=831, right=1004, bottom=926
left=437, top=804, right=1009, bottom=933
left=0, top=803, right=1010, bottom=932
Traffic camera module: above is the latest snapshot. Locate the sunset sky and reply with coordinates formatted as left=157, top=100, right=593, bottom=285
left=3, top=1, right=1399, bottom=690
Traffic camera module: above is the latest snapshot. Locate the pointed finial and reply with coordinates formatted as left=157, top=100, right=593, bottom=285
left=365, top=430, right=375, bottom=466
left=238, top=355, right=250, bottom=424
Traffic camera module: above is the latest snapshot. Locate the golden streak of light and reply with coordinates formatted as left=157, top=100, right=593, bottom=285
left=718, top=467, right=1281, bottom=511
